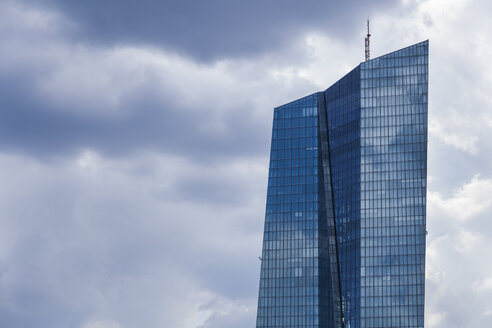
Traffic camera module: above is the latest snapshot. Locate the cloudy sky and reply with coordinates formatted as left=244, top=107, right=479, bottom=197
left=1, top=0, right=491, bottom=327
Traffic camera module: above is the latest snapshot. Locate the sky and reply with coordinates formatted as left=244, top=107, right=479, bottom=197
left=0, top=0, right=492, bottom=327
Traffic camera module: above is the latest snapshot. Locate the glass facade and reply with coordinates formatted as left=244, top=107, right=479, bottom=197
left=257, top=40, right=428, bottom=328
left=358, top=41, right=428, bottom=328
left=257, top=93, right=324, bottom=327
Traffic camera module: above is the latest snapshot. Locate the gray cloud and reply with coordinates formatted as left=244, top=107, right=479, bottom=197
left=1, top=0, right=492, bottom=327
left=0, top=151, right=265, bottom=327
left=197, top=296, right=257, bottom=328
left=1, top=1, right=325, bottom=161
left=0, top=71, right=270, bottom=161
left=0, top=41, right=273, bottom=161
left=25, top=0, right=396, bottom=62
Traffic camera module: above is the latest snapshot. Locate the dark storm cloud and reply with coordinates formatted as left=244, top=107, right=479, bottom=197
left=0, top=71, right=270, bottom=162
left=24, top=0, right=396, bottom=61
left=1, top=0, right=397, bottom=161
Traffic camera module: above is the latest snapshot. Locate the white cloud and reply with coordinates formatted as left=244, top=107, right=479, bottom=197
left=472, top=278, right=492, bottom=293
left=81, top=320, right=122, bottom=328
left=426, top=174, right=492, bottom=327
left=429, top=174, right=492, bottom=222
left=196, top=295, right=257, bottom=328
left=426, top=311, right=446, bottom=328
left=455, top=229, right=483, bottom=253
left=429, top=112, right=479, bottom=154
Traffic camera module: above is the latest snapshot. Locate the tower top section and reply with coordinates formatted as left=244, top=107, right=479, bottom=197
left=365, top=20, right=371, bottom=61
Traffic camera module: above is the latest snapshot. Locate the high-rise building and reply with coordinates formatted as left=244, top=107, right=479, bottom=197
left=256, top=40, right=428, bottom=328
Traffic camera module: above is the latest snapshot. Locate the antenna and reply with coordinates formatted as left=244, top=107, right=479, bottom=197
left=365, top=19, right=371, bottom=61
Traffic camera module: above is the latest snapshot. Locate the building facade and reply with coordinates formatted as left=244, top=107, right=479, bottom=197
left=256, top=41, right=428, bottom=328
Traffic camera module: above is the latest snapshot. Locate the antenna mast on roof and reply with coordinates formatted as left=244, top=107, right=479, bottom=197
left=365, top=19, right=371, bottom=61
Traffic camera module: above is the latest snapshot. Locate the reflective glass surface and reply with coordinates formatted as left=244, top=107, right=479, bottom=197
left=358, top=41, right=428, bottom=328
left=257, top=93, right=323, bottom=328
left=257, top=40, right=428, bottom=328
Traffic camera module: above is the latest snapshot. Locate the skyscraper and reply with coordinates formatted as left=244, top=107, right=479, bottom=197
left=256, top=40, right=428, bottom=328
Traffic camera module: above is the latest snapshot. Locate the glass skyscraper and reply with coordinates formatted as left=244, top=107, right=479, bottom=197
left=256, top=41, right=428, bottom=328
